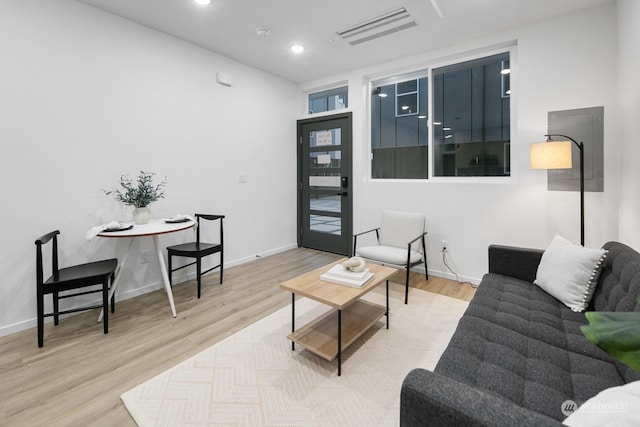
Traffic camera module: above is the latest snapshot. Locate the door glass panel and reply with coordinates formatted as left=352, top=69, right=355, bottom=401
left=310, top=194, right=341, bottom=213
left=310, top=150, right=342, bottom=168
left=310, top=214, right=342, bottom=235
left=309, top=176, right=341, bottom=187
left=309, top=132, right=343, bottom=228
left=310, top=129, right=342, bottom=147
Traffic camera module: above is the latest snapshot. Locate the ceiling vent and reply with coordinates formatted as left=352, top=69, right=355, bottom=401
left=335, top=7, right=417, bottom=46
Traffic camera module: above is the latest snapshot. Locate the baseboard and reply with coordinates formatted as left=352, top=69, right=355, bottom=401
left=226, top=243, right=299, bottom=268
left=0, top=244, right=299, bottom=339
left=419, top=266, right=481, bottom=286
left=1, top=246, right=477, bottom=339
left=0, top=319, right=37, bottom=338
left=170, top=243, right=298, bottom=284
left=0, top=280, right=167, bottom=339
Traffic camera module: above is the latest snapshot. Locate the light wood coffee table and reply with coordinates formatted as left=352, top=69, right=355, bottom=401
left=280, top=259, right=397, bottom=376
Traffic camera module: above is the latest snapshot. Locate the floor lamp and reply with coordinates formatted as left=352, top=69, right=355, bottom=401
left=530, top=134, right=585, bottom=246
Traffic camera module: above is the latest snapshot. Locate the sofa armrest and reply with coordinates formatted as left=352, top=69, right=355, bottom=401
left=400, top=369, right=561, bottom=427
left=488, top=245, right=544, bottom=283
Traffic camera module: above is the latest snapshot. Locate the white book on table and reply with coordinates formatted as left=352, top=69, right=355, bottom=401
left=320, top=265, right=374, bottom=288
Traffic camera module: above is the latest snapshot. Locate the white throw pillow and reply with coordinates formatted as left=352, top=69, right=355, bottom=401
left=563, top=381, right=640, bottom=426
left=534, top=235, right=607, bottom=312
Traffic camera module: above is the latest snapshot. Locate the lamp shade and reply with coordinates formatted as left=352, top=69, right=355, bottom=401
left=530, top=140, right=572, bottom=169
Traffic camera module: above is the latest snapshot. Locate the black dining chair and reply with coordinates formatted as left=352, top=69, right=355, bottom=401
left=35, top=230, right=118, bottom=348
left=167, top=214, right=224, bottom=298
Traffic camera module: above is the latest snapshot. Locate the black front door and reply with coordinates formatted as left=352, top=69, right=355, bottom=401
left=297, top=112, right=353, bottom=256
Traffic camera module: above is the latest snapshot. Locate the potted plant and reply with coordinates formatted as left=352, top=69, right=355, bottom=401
left=104, top=171, right=168, bottom=224
left=581, top=301, right=640, bottom=372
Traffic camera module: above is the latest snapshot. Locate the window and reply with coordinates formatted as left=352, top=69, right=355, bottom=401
left=308, top=86, right=348, bottom=114
left=395, top=80, right=419, bottom=117
left=371, top=71, right=428, bottom=179
left=433, top=52, right=510, bottom=176
left=369, top=51, right=511, bottom=179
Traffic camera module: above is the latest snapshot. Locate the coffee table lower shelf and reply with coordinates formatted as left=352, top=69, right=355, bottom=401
left=287, top=299, right=386, bottom=361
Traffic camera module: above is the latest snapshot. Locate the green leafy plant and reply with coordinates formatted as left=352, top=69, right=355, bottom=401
left=104, top=171, right=168, bottom=208
left=581, top=300, right=640, bottom=372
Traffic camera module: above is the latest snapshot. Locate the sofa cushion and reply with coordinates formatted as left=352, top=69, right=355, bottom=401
left=591, top=242, right=640, bottom=313
left=356, top=245, right=422, bottom=265
left=589, top=241, right=640, bottom=384
left=534, top=235, right=607, bottom=312
left=435, top=273, right=628, bottom=421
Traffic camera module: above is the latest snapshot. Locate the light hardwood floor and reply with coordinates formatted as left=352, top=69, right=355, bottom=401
left=0, top=248, right=476, bottom=426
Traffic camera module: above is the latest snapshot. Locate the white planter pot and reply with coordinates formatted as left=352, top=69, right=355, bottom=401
left=133, top=207, right=151, bottom=225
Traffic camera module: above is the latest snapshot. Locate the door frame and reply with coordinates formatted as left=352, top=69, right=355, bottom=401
left=297, top=112, right=353, bottom=256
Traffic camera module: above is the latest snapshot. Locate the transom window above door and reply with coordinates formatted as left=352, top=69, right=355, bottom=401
left=308, top=86, right=348, bottom=114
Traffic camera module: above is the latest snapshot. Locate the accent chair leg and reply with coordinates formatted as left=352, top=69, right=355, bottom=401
left=421, top=237, right=429, bottom=281
left=405, top=266, right=410, bottom=305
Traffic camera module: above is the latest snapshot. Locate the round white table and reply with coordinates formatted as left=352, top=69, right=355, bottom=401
left=97, top=218, right=195, bottom=320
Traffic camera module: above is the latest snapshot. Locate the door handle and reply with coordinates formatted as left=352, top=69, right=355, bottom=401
left=337, top=192, right=348, bottom=197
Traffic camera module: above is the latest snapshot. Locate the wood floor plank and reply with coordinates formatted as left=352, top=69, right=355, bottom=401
left=0, top=248, right=474, bottom=426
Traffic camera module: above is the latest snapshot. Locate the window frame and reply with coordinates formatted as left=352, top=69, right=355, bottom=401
left=370, top=69, right=429, bottom=179
left=366, top=46, right=515, bottom=183
left=308, top=85, right=349, bottom=115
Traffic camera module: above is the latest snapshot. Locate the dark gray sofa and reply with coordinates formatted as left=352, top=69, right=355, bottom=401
left=400, top=241, right=640, bottom=426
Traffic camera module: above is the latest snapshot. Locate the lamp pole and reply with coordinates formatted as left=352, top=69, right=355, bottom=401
left=545, top=134, right=585, bottom=246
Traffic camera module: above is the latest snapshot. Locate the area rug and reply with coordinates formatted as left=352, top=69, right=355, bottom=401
left=121, top=287, right=469, bottom=426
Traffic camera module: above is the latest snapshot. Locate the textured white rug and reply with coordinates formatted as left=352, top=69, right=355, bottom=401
left=121, top=287, right=469, bottom=426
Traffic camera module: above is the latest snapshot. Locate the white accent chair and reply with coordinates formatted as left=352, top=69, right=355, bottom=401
left=353, top=210, right=428, bottom=304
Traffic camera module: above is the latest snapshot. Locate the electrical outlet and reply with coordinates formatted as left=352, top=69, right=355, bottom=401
left=441, top=240, right=448, bottom=251
left=140, top=250, right=151, bottom=264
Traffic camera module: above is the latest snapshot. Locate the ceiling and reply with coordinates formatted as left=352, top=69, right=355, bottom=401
left=76, top=0, right=613, bottom=83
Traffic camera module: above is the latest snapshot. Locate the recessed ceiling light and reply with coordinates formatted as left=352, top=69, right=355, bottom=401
left=194, top=0, right=211, bottom=5
left=379, top=93, right=388, bottom=98
left=500, top=68, right=511, bottom=75
left=291, top=44, right=304, bottom=54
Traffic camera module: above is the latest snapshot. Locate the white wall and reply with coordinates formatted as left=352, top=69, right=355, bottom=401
left=617, top=0, right=640, bottom=249
left=1, top=1, right=630, bottom=338
left=299, top=3, right=621, bottom=283
left=0, top=0, right=298, bottom=336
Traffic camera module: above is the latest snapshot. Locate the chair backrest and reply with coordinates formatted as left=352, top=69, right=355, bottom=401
left=35, top=230, right=60, bottom=286
left=378, top=210, right=425, bottom=252
left=195, top=214, right=225, bottom=245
